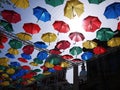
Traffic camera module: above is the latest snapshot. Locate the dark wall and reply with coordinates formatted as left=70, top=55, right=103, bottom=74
left=86, top=48, right=120, bottom=90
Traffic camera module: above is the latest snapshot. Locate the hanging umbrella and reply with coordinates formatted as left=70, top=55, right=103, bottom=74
left=107, top=37, right=120, bottom=47
left=8, top=39, right=22, bottom=49
left=45, top=0, right=64, bottom=7
left=33, top=58, right=43, bottom=64
left=61, top=54, right=73, bottom=60
left=21, top=53, right=32, bottom=60
left=69, top=46, right=82, bottom=58
left=0, top=20, right=14, bottom=32
left=82, top=40, right=97, bottom=49
left=117, top=22, right=120, bottom=30
left=41, top=32, right=57, bottom=45
left=33, top=6, right=51, bottom=22
left=34, top=41, right=48, bottom=49
left=96, top=28, right=114, bottom=41
left=64, top=0, right=84, bottom=19
left=69, top=32, right=85, bottom=44
left=44, top=62, right=54, bottom=68
left=16, top=32, right=32, bottom=41
left=8, top=48, right=19, bottom=55
left=55, top=40, right=70, bottom=50
left=81, top=51, right=94, bottom=61
left=10, top=62, right=21, bottom=68
left=71, top=58, right=82, bottom=63
left=37, top=50, right=48, bottom=60
left=82, top=16, right=101, bottom=32
left=103, top=2, right=120, bottom=19
left=93, top=46, right=107, bottom=55
left=30, top=62, right=38, bottom=66
left=22, top=45, right=34, bottom=55
left=54, top=65, right=62, bottom=71
left=0, top=43, right=4, bottom=49
left=53, top=20, right=70, bottom=35
left=11, top=0, right=30, bottom=9
left=60, top=61, right=70, bottom=68
left=46, top=54, right=63, bottom=65
left=21, top=65, right=31, bottom=70
left=49, top=48, right=62, bottom=55
left=1, top=10, right=21, bottom=23
left=23, top=23, right=41, bottom=35
left=0, top=33, right=8, bottom=43
left=88, top=0, right=105, bottom=4
left=18, top=58, right=28, bottom=63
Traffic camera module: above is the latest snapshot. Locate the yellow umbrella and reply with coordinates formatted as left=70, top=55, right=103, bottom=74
left=107, top=37, right=120, bottom=47
left=8, top=48, right=19, bottom=55
left=0, top=57, right=9, bottom=66
left=44, top=62, right=54, bottom=68
left=82, top=40, right=97, bottom=49
left=60, top=61, right=70, bottom=68
left=43, top=71, right=51, bottom=75
left=41, top=32, right=57, bottom=45
left=6, top=68, right=15, bottom=74
left=64, top=0, right=84, bottom=19
left=0, top=81, right=10, bottom=86
left=30, top=62, right=38, bottom=66
left=16, top=32, right=32, bottom=41
left=11, top=0, right=30, bottom=9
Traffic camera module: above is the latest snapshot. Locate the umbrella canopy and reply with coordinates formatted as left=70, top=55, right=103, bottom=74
left=69, top=46, right=82, bottom=58
left=23, top=23, right=41, bottom=35
left=0, top=20, right=14, bottom=32
left=61, top=54, right=73, bottom=60
left=34, top=41, right=48, bottom=49
left=0, top=33, right=8, bottom=43
left=18, top=58, right=28, bottom=63
left=53, top=20, right=70, bottom=35
left=82, top=40, right=97, bottom=49
left=37, top=50, right=48, bottom=60
left=69, top=32, right=85, bottom=44
left=88, top=0, right=105, bottom=4
left=104, top=2, right=120, bottom=19
left=64, top=0, right=84, bottom=19
left=93, top=46, right=107, bottom=55
left=82, top=16, right=101, bottom=32
left=8, top=48, right=19, bottom=55
left=21, top=53, right=32, bottom=60
left=55, top=40, right=70, bottom=50
left=8, top=39, right=22, bottom=49
left=16, top=32, right=32, bottom=41
left=81, top=51, right=94, bottom=60
left=41, top=32, right=57, bottom=45
left=45, top=0, right=64, bottom=7
left=22, top=45, right=34, bottom=55
left=1, top=10, right=21, bottom=23
left=49, top=48, right=62, bottom=55
left=117, top=22, right=120, bottom=30
left=96, top=28, right=115, bottom=41
left=33, top=6, right=51, bottom=22
left=11, top=0, right=30, bottom=9
left=107, top=37, right=120, bottom=47
left=0, top=43, right=4, bottom=49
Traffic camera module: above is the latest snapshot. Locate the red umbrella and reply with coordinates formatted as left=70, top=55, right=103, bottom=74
left=69, top=32, right=85, bottom=44
left=93, top=46, right=107, bottom=55
left=71, top=58, right=83, bottom=63
left=18, top=58, right=28, bottom=63
left=21, top=65, right=31, bottom=70
left=117, top=22, right=120, bottom=30
left=55, top=40, right=70, bottom=50
left=53, top=20, right=70, bottom=35
left=82, top=16, right=101, bottom=32
left=22, top=45, right=34, bottom=55
left=49, top=48, right=62, bottom=55
left=23, top=23, right=41, bottom=34
left=61, top=54, right=73, bottom=60
left=1, top=10, right=21, bottom=23
left=0, top=43, right=4, bottom=49
left=54, top=65, right=62, bottom=71
left=0, top=33, right=8, bottom=43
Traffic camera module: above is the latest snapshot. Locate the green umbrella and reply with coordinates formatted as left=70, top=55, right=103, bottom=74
left=32, top=69, right=41, bottom=72
left=33, top=58, right=43, bottom=64
left=45, top=0, right=64, bottom=7
left=33, top=74, right=44, bottom=80
left=96, top=28, right=114, bottom=41
left=69, top=46, right=82, bottom=58
left=88, top=0, right=105, bottom=4
left=8, top=39, right=23, bottom=49
left=0, top=20, right=14, bottom=32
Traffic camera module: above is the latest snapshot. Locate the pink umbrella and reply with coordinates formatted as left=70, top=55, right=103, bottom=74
left=53, top=20, right=70, bottom=35
left=69, top=32, right=85, bottom=44
left=82, top=16, right=101, bottom=32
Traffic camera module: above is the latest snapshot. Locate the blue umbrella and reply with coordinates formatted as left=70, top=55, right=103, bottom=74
left=34, top=41, right=48, bottom=49
left=5, top=53, right=15, bottom=59
left=104, top=2, right=120, bottom=19
left=37, top=50, right=48, bottom=60
left=33, top=6, right=51, bottom=22
left=10, top=61, right=21, bottom=67
left=81, top=51, right=94, bottom=60
left=21, top=53, right=32, bottom=60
